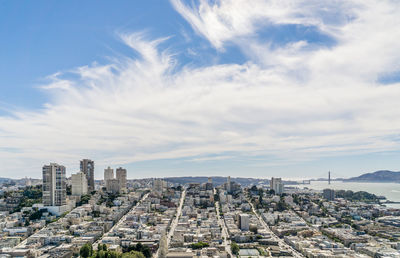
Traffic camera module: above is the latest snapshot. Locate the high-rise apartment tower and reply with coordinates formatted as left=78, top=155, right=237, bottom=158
left=270, top=177, right=284, bottom=195
left=42, top=163, right=66, bottom=206
left=104, top=167, right=114, bottom=182
left=71, top=172, right=88, bottom=196
left=116, top=167, right=127, bottom=192
left=80, top=159, right=94, bottom=192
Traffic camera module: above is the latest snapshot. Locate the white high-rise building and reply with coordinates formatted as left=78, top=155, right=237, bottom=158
left=116, top=167, right=127, bottom=193
left=71, top=172, right=88, bottom=196
left=239, top=214, right=250, bottom=231
left=270, top=177, right=284, bottom=195
left=104, top=167, right=114, bottom=182
left=42, top=163, right=66, bottom=206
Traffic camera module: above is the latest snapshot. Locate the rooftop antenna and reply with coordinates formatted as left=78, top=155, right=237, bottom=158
left=328, top=171, right=331, bottom=185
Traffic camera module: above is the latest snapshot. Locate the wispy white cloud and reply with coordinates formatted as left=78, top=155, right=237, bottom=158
left=170, top=0, right=358, bottom=49
left=1, top=1, right=400, bottom=178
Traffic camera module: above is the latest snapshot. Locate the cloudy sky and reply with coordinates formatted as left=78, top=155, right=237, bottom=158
left=1, top=0, right=400, bottom=179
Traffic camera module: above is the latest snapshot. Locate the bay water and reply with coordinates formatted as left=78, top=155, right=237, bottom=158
left=298, top=181, right=400, bottom=208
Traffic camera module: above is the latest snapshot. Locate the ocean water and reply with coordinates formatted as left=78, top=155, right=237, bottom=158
left=298, top=181, right=400, bottom=208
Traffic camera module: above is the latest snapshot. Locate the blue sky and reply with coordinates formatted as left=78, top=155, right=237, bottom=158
left=0, top=0, right=400, bottom=179
left=0, top=0, right=187, bottom=111
left=0, top=0, right=246, bottom=113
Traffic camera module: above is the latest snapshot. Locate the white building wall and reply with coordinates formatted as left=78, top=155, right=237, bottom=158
left=71, top=172, right=88, bottom=196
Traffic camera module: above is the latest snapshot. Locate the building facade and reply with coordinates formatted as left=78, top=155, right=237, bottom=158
left=323, top=189, right=335, bottom=201
left=270, top=177, right=284, bottom=195
left=80, top=159, right=94, bottom=192
left=104, top=167, right=114, bottom=183
left=106, top=179, right=120, bottom=194
left=116, top=167, right=127, bottom=192
left=226, top=176, right=231, bottom=193
left=42, top=163, right=66, bottom=206
left=71, top=172, right=88, bottom=196
left=239, top=214, right=250, bottom=231
left=205, top=177, right=213, bottom=190
left=153, top=179, right=165, bottom=192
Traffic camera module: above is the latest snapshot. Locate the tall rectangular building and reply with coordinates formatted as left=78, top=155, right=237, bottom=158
left=106, top=179, right=120, bottom=194
left=323, top=189, right=335, bottom=201
left=226, top=176, right=231, bottom=193
left=104, top=166, right=114, bottom=182
left=116, top=167, right=127, bottom=192
left=239, top=214, right=250, bottom=231
left=205, top=177, right=213, bottom=190
left=153, top=178, right=164, bottom=192
left=42, top=163, right=66, bottom=206
left=270, top=177, right=283, bottom=195
left=71, top=172, right=88, bottom=196
left=80, top=159, right=94, bottom=192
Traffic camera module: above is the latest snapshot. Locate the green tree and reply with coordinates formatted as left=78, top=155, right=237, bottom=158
left=80, top=243, right=92, bottom=258
left=191, top=242, right=209, bottom=249
left=94, top=250, right=105, bottom=258
left=277, top=199, right=286, bottom=212
left=269, top=189, right=275, bottom=195
left=293, top=194, right=299, bottom=204
left=122, top=251, right=145, bottom=258
left=135, top=243, right=143, bottom=251
left=66, top=185, right=72, bottom=195
left=80, top=194, right=91, bottom=205
left=141, top=246, right=151, bottom=258
left=231, top=242, right=240, bottom=255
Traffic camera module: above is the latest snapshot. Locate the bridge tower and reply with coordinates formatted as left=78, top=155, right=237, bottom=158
left=328, top=171, right=331, bottom=185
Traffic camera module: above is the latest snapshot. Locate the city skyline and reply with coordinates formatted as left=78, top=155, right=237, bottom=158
left=1, top=0, right=400, bottom=179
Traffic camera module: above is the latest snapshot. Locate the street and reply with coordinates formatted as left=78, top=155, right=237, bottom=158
left=154, top=189, right=186, bottom=258
left=214, top=190, right=233, bottom=257
left=167, top=189, right=186, bottom=247
left=247, top=195, right=304, bottom=258
left=95, top=192, right=150, bottom=248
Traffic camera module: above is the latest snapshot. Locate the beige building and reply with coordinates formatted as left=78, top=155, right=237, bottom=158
left=104, top=167, right=114, bottom=182
left=42, top=163, right=66, bottom=206
left=116, top=167, right=127, bottom=192
left=71, top=172, right=88, bottom=196
left=106, top=179, right=120, bottom=194
left=153, top=178, right=165, bottom=192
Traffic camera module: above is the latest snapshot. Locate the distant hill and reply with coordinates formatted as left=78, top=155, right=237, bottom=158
left=163, top=176, right=300, bottom=186
left=344, top=170, right=400, bottom=183
left=0, top=177, right=12, bottom=183
left=163, top=176, right=267, bottom=186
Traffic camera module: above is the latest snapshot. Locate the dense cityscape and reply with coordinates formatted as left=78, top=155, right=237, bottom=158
left=0, top=160, right=398, bottom=257
left=2, top=0, right=400, bottom=257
